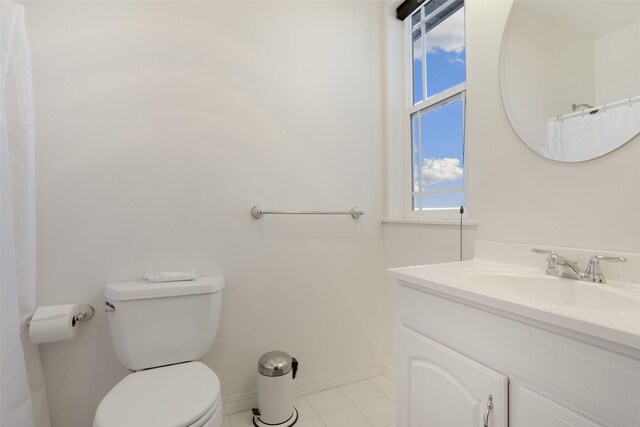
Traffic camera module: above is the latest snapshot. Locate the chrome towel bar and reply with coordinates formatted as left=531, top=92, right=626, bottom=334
left=251, top=205, right=363, bottom=219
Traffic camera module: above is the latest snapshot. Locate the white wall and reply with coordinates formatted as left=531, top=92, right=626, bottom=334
left=25, top=2, right=385, bottom=426
left=28, top=1, right=640, bottom=425
left=595, top=19, right=640, bottom=105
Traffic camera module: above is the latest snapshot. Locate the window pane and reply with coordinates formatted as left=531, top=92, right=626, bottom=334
left=412, top=196, right=421, bottom=211
left=417, top=98, right=464, bottom=209
left=425, top=7, right=466, bottom=98
left=420, top=191, right=464, bottom=210
left=411, top=113, right=420, bottom=209
left=424, top=0, right=463, bottom=31
left=411, top=9, right=421, bottom=27
left=412, top=29, right=424, bottom=105
left=423, top=0, right=455, bottom=19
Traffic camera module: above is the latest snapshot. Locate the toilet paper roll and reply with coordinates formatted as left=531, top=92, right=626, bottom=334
left=28, top=304, right=79, bottom=344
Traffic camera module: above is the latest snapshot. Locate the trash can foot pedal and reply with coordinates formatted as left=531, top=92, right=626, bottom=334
left=253, top=407, right=298, bottom=427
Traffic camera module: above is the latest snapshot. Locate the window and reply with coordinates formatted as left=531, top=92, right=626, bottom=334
left=407, top=0, right=466, bottom=215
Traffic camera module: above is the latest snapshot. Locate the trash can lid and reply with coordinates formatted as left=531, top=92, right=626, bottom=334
left=258, top=351, right=293, bottom=377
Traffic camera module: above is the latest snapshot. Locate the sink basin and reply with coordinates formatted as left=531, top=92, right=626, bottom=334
left=456, top=269, right=640, bottom=313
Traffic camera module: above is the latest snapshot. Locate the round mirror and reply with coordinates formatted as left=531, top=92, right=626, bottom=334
left=500, top=0, right=640, bottom=162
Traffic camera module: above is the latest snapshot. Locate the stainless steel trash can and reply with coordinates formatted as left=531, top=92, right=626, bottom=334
left=253, top=351, right=299, bottom=427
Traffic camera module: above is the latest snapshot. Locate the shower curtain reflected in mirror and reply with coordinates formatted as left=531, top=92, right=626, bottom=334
left=1, top=2, right=50, bottom=426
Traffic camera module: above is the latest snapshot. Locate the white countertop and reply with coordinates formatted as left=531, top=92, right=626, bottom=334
left=388, top=241, right=640, bottom=351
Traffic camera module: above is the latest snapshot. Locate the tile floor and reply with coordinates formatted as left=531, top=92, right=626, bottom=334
left=222, top=376, right=396, bottom=427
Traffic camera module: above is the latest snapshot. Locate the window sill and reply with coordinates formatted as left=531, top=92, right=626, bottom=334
left=381, top=218, right=479, bottom=226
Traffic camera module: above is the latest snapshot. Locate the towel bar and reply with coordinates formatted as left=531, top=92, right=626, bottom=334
left=251, top=205, right=363, bottom=219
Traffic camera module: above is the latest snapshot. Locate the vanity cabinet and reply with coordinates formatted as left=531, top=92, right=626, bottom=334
left=396, top=282, right=640, bottom=427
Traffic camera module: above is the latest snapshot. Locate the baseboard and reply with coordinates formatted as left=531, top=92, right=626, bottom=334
left=223, top=360, right=396, bottom=416
left=381, top=361, right=396, bottom=384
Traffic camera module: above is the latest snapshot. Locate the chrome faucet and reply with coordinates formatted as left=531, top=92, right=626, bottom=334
left=532, top=248, right=627, bottom=283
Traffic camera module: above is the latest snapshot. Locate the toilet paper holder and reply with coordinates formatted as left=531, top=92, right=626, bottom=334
left=25, top=304, right=95, bottom=328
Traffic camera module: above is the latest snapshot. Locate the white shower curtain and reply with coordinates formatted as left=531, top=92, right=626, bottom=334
left=546, top=101, right=640, bottom=162
left=1, top=2, right=51, bottom=426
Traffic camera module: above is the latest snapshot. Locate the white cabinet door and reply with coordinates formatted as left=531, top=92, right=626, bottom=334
left=398, top=326, right=509, bottom=427
left=511, top=385, right=602, bottom=427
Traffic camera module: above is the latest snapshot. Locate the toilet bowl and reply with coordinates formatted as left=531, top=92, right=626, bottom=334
left=94, top=277, right=225, bottom=427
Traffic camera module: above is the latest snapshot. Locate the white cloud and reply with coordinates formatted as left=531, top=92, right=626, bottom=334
left=424, top=9, right=465, bottom=54
left=421, top=157, right=463, bottom=185
left=413, top=40, right=422, bottom=60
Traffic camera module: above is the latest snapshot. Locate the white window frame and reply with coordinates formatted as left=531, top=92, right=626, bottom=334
left=403, top=1, right=467, bottom=220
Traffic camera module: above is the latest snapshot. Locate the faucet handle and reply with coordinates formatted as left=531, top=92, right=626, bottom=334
left=588, top=255, right=627, bottom=263
left=585, top=255, right=627, bottom=283
left=532, top=248, right=577, bottom=263
left=531, top=248, right=558, bottom=256
left=532, top=248, right=560, bottom=275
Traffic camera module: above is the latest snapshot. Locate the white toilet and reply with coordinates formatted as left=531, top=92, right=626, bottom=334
left=94, top=276, right=225, bottom=427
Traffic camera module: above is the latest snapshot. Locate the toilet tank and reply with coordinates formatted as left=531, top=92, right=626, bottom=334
left=105, top=276, right=225, bottom=371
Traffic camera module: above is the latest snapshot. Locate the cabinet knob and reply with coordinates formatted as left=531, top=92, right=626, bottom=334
left=483, top=394, right=493, bottom=427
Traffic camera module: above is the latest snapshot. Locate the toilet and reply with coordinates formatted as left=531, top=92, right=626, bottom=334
left=94, top=276, right=225, bottom=427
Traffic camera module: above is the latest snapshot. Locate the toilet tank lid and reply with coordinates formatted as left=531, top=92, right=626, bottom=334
left=105, top=276, right=225, bottom=301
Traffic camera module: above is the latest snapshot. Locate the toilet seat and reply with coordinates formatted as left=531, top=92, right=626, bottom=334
left=94, top=362, right=221, bottom=427
left=188, top=398, right=220, bottom=427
